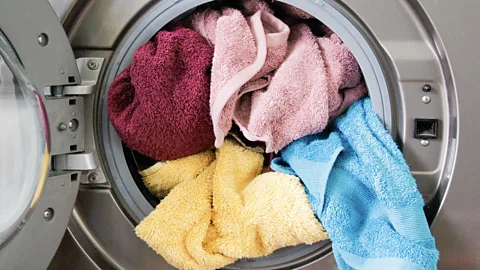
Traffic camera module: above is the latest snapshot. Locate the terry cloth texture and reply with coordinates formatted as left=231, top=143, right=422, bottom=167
left=234, top=25, right=367, bottom=153
left=189, top=7, right=291, bottom=149
left=139, top=150, right=216, bottom=199
left=242, top=0, right=274, bottom=15
left=136, top=139, right=327, bottom=270
left=271, top=98, right=439, bottom=270
left=107, top=25, right=215, bottom=161
left=188, top=6, right=366, bottom=153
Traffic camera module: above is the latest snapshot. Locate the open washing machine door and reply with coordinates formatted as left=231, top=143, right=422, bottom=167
left=0, top=0, right=99, bottom=269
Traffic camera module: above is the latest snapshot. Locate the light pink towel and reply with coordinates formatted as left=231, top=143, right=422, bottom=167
left=242, top=0, right=274, bottom=15
left=234, top=25, right=367, bottom=153
left=187, top=9, right=221, bottom=45
left=186, top=0, right=274, bottom=46
left=190, top=7, right=290, bottom=148
left=317, top=32, right=365, bottom=113
left=186, top=4, right=366, bottom=152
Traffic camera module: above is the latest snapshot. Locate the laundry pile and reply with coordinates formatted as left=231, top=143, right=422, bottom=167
left=136, top=139, right=327, bottom=270
left=107, top=1, right=439, bottom=269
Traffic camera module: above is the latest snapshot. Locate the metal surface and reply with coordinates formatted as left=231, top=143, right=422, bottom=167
left=88, top=173, right=99, bottom=183
left=64, top=84, right=94, bottom=95
left=49, top=230, right=100, bottom=270
left=420, top=0, right=480, bottom=268
left=47, top=97, right=86, bottom=155
left=422, top=95, right=432, bottom=104
left=69, top=119, right=79, bottom=131
left=58, top=122, right=68, bottom=131
left=48, top=57, right=105, bottom=184
left=53, top=189, right=177, bottom=270
left=54, top=152, right=97, bottom=171
left=48, top=0, right=78, bottom=22
left=0, top=173, right=80, bottom=270
left=421, top=140, right=430, bottom=147
left=38, top=33, right=49, bottom=46
left=71, top=0, right=151, bottom=49
left=63, top=58, right=105, bottom=95
left=0, top=0, right=84, bottom=157
left=46, top=0, right=480, bottom=269
left=0, top=0, right=80, bottom=91
left=75, top=52, right=113, bottom=185
left=423, top=84, right=432, bottom=92
left=87, top=59, right=99, bottom=70
left=44, top=208, right=54, bottom=221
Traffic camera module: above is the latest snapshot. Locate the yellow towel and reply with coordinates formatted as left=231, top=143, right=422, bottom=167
left=136, top=139, right=328, bottom=270
left=138, top=150, right=215, bottom=198
left=136, top=160, right=235, bottom=270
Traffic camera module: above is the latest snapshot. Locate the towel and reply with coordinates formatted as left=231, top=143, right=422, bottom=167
left=137, top=159, right=234, bottom=270
left=271, top=98, right=439, bottom=270
left=234, top=25, right=367, bottom=153
left=107, top=25, right=215, bottom=161
left=136, top=139, right=327, bottom=270
left=242, top=0, right=274, bottom=15
left=139, top=150, right=216, bottom=199
left=188, top=7, right=291, bottom=149
left=186, top=0, right=275, bottom=44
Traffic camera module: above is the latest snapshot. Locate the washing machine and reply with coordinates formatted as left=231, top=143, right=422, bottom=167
left=1, top=0, right=479, bottom=269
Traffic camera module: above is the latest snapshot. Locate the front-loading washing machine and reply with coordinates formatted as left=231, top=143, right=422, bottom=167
left=0, top=0, right=479, bottom=269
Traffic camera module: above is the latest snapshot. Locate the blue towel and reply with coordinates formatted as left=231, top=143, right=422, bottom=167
left=271, top=98, right=439, bottom=270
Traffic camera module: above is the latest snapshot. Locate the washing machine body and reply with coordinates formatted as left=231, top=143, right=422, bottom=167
left=0, top=0, right=479, bottom=269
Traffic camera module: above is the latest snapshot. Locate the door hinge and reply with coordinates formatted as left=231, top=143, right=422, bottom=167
left=47, top=58, right=105, bottom=182
left=44, top=58, right=104, bottom=96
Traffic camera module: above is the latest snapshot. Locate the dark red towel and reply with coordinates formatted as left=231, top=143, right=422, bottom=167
left=108, top=26, right=215, bottom=161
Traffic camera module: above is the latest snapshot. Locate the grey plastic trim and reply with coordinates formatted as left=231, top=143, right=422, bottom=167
left=0, top=0, right=80, bottom=91
left=0, top=173, right=80, bottom=270
left=54, top=152, right=96, bottom=171
left=0, top=0, right=85, bottom=157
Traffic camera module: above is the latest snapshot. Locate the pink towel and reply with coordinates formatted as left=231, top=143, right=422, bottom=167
left=242, top=0, right=274, bottom=16
left=186, top=0, right=273, bottom=46
left=107, top=26, right=215, bottom=161
left=234, top=25, right=367, bottom=153
left=190, top=7, right=290, bottom=148
left=318, top=32, right=364, bottom=113
left=186, top=9, right=221, bottom=46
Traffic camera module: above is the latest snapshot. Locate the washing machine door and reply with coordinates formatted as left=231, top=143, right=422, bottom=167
left=0, top=0, right=83, bottom=269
